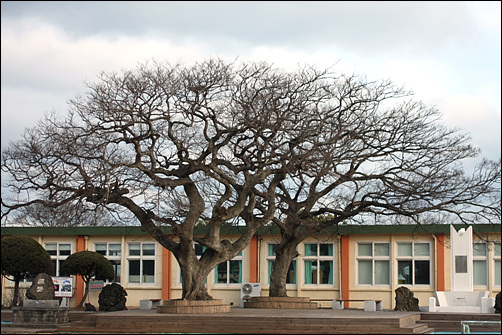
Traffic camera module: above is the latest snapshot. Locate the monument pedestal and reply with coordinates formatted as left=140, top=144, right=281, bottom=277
left=12, top=300, right=70, bottom=327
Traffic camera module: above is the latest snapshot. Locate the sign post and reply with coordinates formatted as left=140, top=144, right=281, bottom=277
left=52, top=276, right=73, bottom=307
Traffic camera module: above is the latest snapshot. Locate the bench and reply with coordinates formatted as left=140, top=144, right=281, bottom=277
left=139, top=299, right=163, bottom=310
left=310, top=299, right=382, bottom=311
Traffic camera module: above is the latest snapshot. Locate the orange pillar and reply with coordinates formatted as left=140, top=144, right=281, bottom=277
left=436, top=234, right=445, bottom=291
left=249, top=235, right=258, bottom=283
left=75, top=236, right=85, bottom=304
left=162, top=247, right=171, bottom=300
left=341, top=235, right=350, bottom=308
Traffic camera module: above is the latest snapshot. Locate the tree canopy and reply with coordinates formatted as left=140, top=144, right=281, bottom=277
left=2, top=58, right=500, bottom=299
left=1, top=235, right=52, bottom=306
left=61, top=250, right=114, bottom=308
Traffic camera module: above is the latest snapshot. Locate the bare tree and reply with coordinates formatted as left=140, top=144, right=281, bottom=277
left=2, top=59, right=499, bottom=301
left=263, top=74, right=501, bottom=297
left=2, top=59, right=322, bottom=300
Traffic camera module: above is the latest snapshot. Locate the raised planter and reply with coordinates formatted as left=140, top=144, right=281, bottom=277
left=11, top=300, right=69, bottom=328
left=243, top=296, right=318, bottom=309
left=156, top=299, right=231, bottom=314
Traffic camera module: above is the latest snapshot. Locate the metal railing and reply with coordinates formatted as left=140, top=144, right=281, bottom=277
left=461, top=320, right=501, bottom=334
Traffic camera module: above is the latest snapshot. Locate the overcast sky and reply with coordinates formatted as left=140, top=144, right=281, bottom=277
left=1, top=1, right=501, bottom=168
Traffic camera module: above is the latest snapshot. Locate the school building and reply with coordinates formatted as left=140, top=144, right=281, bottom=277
left=1, top=224, right=500, bottom=310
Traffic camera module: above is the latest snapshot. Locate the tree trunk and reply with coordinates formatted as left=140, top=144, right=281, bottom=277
left=180, top=264, right=213, bottom=300
left=269, top=241, right=299, bottom=297
left=77, top=279, right=90, bottom=309
left=12, top=278, right=21, bottom=307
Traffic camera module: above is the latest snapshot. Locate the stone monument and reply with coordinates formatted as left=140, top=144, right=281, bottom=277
left=429, top=226, right=493, bottom=313
left=394, top=286, right=420, bottom=311
left=11, top=273, right=69, bottom=328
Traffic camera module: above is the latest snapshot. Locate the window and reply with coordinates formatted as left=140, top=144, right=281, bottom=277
left=357, top=243, right=390, bottom=285
left=266, top=243, right=296, bottom=285
left=95, top=242, right=122, bottom=283
left=303, top=243, right=334, bottom=285
left=127, top=242, right=156, bottom=284
left=215, top=251, right=243, bottom=284
left=494, top=242, right=501, bottom=287
left=45, top=242, right=72, bottom=277
left=473, top=243, right=488, bottom=286
left=397, top=242, right=431, bottom=285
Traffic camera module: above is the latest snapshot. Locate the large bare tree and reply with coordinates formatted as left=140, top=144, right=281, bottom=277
left=2, top=59, right=499, bottom=301
left=2, top=59, right=325, bottom=300
left=264, top=75, right=501, bottom=297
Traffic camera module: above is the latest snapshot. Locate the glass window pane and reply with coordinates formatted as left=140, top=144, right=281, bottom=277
left=495, top=260, right=501, bottom=286
left=305, top=244, right=317, bottom=256
left=142, top=260, right=155, bottom=283
left=129, top=260, right=140, bottom=283
left=398, top=243, right=412, bottom=257
left=473, top=243, right=487, bottom=257
left=358, top=243, right=372, bottom=257
left=319, top=261, right=333, bottom=284
left=473, top=260, right=487, bottom=286
left=358, top=260, right=372, bottom=285
left=494, top=243, right=501, bottom=257
left=319, top=244, right=333, bottom=256
left=374, top=243, right=389, bottom=256
left=268, top=244, right=277, bottom=256
left=398, top=260, right=412, bottom=284
left=414, top=243, right=430, bottom=257
left=109, top=244, right=121, bottom=256
left=304, top=260, right=315, bottom=284
left=110, top=260, right=121, bottom=283
left=142, top=243, right=155, bottom=256
left=95, top=243, right=107, bottom=256
left=375, top=260, right=390, bottom=285
left=59, top=260, right=70, bottom=276
left=229, top=260, right=242, bottom=283
left=45, top=243, right=57, bottom=256
left=50, top=260, right=57, bottom=276
left=216, top=262, right=227, bottom=284
left=59, top=244, right=71, bottom=256
left=194, top=244, right=205, bottom=256
left=414, top=260, right=430, bottom=284
left=129, top=244, right=141, bottom=256
left=287, top=261, right=296, bottom=284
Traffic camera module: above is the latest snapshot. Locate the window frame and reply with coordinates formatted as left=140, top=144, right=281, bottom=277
left=94, top=242, right=122, bottom=283
left=126, top=242, right=156, bottom=285
left=302, top=242, right=335, bottom=286
left=356, top=242, right=390, bottom=286
left=44, top=241, right=74, bottom=277
left=396, top=241, right=432, bottom=286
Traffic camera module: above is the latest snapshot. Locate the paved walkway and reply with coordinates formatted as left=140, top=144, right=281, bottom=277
left=1, top=307, right=421, bottom=334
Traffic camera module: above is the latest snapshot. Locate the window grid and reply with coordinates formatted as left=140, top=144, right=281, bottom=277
left=303, top=243, right=334, bottom=285
left=94, top=242, right=122, bottom=283
left=396, top=242, right=431, bottom=286
left=127, top=242, right=156, bottom=284
left=44, top=242, right=73, bottom=277
left=356, top=242, right=390, bottom=286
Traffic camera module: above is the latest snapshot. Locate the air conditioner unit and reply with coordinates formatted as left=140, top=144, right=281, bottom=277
left=240, top=282, right=261, bottom=307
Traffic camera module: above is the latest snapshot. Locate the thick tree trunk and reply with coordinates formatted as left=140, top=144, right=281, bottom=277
left=77, top=280, right=90, bottom=309
left=12, top=278, right=21, bottom=307
left=269, top=241, right=299, bottom=297
left=180, top=265, right=213, bottom=300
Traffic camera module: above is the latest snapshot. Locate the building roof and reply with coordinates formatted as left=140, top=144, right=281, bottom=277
left=1, top=223, right=500, bottom=236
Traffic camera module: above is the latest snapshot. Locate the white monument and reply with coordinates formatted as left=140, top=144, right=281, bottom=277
left=429, top=225, right=494, bottom=313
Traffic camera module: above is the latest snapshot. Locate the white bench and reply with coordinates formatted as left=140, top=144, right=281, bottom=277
left=310, top=299, right=382, bottom=311
left=333, top=299, right=382, bottom=311
left=140, top=299, right=163, bottom=310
